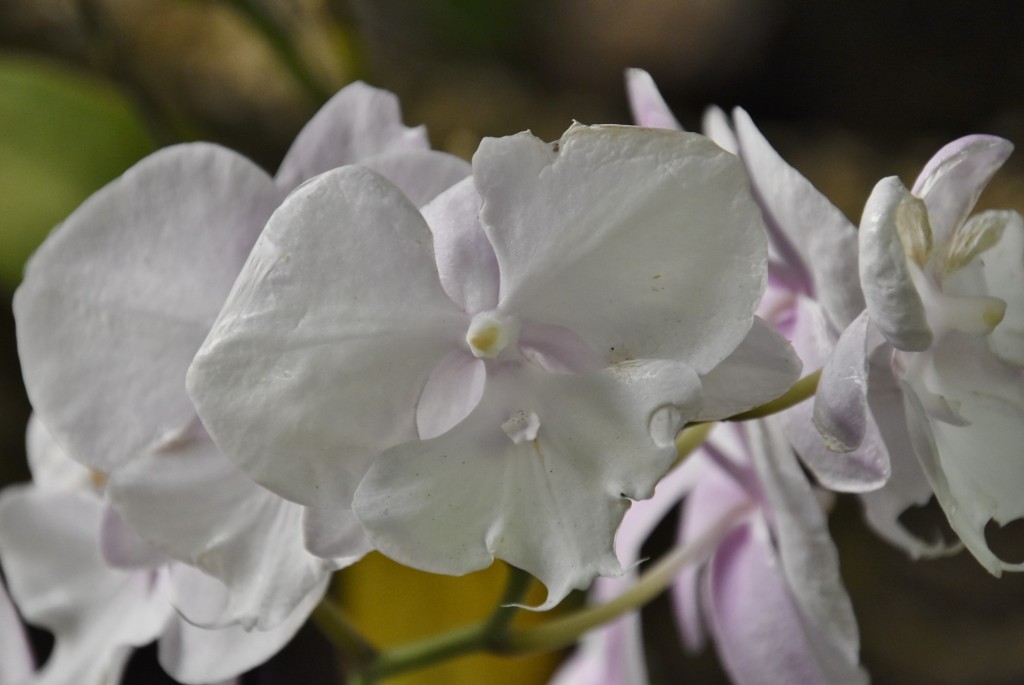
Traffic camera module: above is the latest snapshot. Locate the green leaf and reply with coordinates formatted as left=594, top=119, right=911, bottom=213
left=0, top=57, right=155, bottom=288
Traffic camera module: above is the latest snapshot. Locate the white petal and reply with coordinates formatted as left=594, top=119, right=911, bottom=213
left=25, top=414, right=95, bottom=494
left=747, top=419, right=866, bottom=685
left=100, top=504, right=167, bottom=569
left=857, top=365, right=957, bottom=558
left=624, top=68, right=683, bottom=130
left=358, top=149, right=470, bottom=208
left=733, top=108, right=864, bottom=332
left=0, top=576, right=34, bottom=684
left=274, top=81, right=429, bottom=189
left=188, top=165, right=465, bottom=511
left=475, top=125, right=767, bottom=374
left=859, top=176, right=933, bottom=351
left=416, top=349, right=486, bottom=440
left=980, top=210, right=1024, bottom=367
left=159, top=569, right=329, bottom=685
left=789, top=401, right=889, bottom=493
left=0, top=487, right=171, bottom=685
left=911, top=135, right=1014, bottom=247
left=106, top=433, right=334, bottom=630
left=15, top=144, right=279, bottom=473
left=813, top=310, right=871, bottom=451
left=701, top=106, right=738, bottom=154
left=908, top=333, right=1024, bottom=574
left=696, top=316, right=802, bottom=421
left=354, top=359, right=703, bottom=609
left=421, top=177, right=499, bottom=315
left=302, top=502, right=373, bottom=562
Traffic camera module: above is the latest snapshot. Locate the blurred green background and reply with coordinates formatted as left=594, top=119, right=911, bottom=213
left=2, top=1, right=1024, bottom=683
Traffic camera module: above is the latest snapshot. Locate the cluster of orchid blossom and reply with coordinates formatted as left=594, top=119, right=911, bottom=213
left=1, top=68, right=1021, bottom=685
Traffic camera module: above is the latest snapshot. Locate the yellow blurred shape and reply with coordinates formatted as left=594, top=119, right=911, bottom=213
left=338, top=553, right=564, bottom=685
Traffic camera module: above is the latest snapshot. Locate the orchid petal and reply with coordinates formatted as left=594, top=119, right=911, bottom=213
left=354, top=359, right=703, bottom=609
left=421, top=177, right=499, bottom=315
left=302, top=502, right=374, bottom=562
left=701, top=106, right=738, bottom=155
left=748, top=419, right=866, bottom=685
left=274, top=81, right=429, bottom=189
left=859, top=176, right=933, bottom=351
left=159, top=571, right=329, bottom=685
left=0, top=487, right=171, bottom=685
left=624, top=68, right=683, bottom=131
left=980, top=210, right=1024, bottom=367
left=15, top=144, right=279, bottom=473
left=911, top=135, right=1014, bottom=247
left=858, top=365, right=957, bottom=558
left=415, top=349, right=486, bottom=440
left=733, top=108, right=864, bottom=332
left=475, top=125, right=766, bottom=374
left=813, top=310, right=871, bottom=451
left=789, top=400, right=889, bottom=492
left=909, top=333, right=1024, bottom=574
left=548, top=610, right=647, bottom=685
left=100, top=505, right=167, bottom=570
left=675, top=452, right=748, bottom=652
left=188, top=165, right=466, bottom=511
left=25, top=414, right=95, bottom=494
left=106, top=433, right=334, bottom=630
left=0, top=576, right=34, bottom=684
left=695, top=316, right=802, bottom=421
left=708, top=520, right=830, bottom=685
left=358, top=149, right=470, bottom=208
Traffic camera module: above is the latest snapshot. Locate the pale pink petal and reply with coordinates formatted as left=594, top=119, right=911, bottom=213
left=354, top=359, right=703, bottom=609
left=732, top=108, right=863, bottom=332
left=911, top=134, right=1014, bottom=246
left=747, top=419, right=866, bottom=684
left=421, top=177, right=499, bottom=315
left=548, top=610, right=647, bottom=685
left=624, top=68, right=683, bottom=131
left=188, top=166, right=466, bottom=513
left=415, top=349, right=486, bottom=440
left=15, top=144, right=280, bottom=473
left=708, top=520, right=830, bottom=685
left=474, top=125, right=767, bottom=374
left=274, top=81, right=429, bottom=189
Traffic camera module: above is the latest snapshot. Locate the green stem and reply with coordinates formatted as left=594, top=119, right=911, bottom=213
left=498, top=501, right=752, bottom=654
left=312, top=597, right=378, bottom=670
left=673, top=421, right=715, bottom=468
left=724, top=369, right=821, bottom=422
left=352, top=564, right=532, bottom=682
